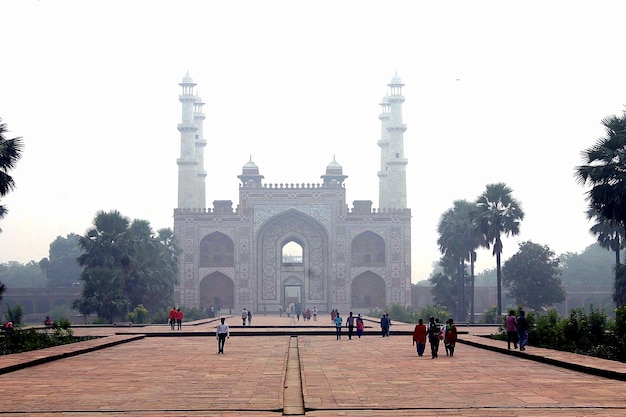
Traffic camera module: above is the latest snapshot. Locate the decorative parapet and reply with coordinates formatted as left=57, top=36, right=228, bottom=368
left=348, top=207, right=412, bottom=215
left=239, top=182, right=345, bottom=190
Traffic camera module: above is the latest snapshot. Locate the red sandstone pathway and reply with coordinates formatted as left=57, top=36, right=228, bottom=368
left=0, top=316, right=625, bottom=416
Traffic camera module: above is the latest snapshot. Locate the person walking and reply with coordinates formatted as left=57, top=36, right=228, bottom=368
left=169, top=307, right=177, bottom=330
left=247, top=309, right=252, bottom=326
left=333, top=311, right=343, bottom=340
left=506, top=310, right=518, bottom=350
left=517, top=310, right=528, bottom=351
left=216, top=317, right=230, bottom=354
left=380, top=314, right=389, bottom=337
left=444, top=318, right=458, bottom=357
left=241, top=308, right=248, bottom=326
left=346, top=312, right=355, bottom=340
left=412, top=318, right=427, bottom=356
left=427, top=316, right=441, bottom=359
left=176, top=308, right=183, bottom=330
left=356, top=314, right=364, bottom=338
left=313, top=307, right=318, bottom=321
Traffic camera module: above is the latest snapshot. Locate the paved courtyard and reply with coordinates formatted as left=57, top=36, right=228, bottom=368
left=1, top=315, right=625, bottom=416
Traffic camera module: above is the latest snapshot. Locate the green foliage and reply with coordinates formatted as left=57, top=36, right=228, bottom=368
left=0, top=261, right=46, bottom=288
left=502, top=241, right=565, bottom=311
left=612, top=305, right=626, bottom=357
left=370, top=304, right=417, bottom=323
left=480, top=306, right=499, bottom=324
left=429, top=255, right=467, bottom=316
left=150, top=307, right=170, bottom=324
left=417, top=304, right=452, bottom=323
left=75, top=210, right=180, bottom=322
left=4, top=303, right=23, bottom=325
left=41, top=233, right=84, bottom=288
left=561, top=244, right=616, bottom=289
left=561, top=306, right=608, bottom=353
left=532, top=309, right=565, bottom=349
left=127, top=304, right=149, bottom=324
left=476, top=182, right=525, bottom=316
left=474, top=268, right=496, bottom=287
left=0, top=118, right=24, bottom=231
left=614, top=264, right=626, bottom=307
left=0, top=316, right=95, bottom=356
left=181, top=306, right=208, bottom=321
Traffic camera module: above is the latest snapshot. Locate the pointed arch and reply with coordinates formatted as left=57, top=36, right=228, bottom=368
left=351, top=231, right=385, bottom=267
left=351, top=271, right=386, bottom=308
left=200, top=272, right=234, bottom=310
left=256, top=209, right=330, bottom=310
left=199, top=232, right=234, bottom=267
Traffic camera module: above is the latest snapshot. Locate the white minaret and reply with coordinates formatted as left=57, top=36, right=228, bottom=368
left=177, top=72, right=202, bottom=209
left=193, top=94, right=207, bottom=209
left=377, top=74, right=408, bottom=209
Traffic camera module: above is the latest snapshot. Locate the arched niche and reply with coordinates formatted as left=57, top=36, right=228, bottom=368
left=199, top=232, right=234, bottom=267
left=200, top=272, right=235, bottom=311
left=351, top=231, right=385, bottom=267
left=351, top=271, right=385, bottom=308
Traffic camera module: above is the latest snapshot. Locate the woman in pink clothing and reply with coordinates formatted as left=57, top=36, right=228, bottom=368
left=505, top=310, right=518, bottom=350
left=356, top=314, right=364, bottom=338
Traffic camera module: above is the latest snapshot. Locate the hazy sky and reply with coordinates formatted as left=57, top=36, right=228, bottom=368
left=1, top=1, right=625, bottom=282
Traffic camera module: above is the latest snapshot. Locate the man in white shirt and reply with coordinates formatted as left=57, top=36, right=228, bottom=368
left=216, top=317, right=230, bottom=354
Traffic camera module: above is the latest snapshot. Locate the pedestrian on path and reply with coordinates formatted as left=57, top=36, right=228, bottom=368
left=427, top=316, right=441, bottom=359
left=517, top=310, right=528, bottom=351
left=334, top=312, right=343, bottom=340
left=169, top=307, right=177, bottom=330
left=380, top=314, right=389, bottom=337
left=412, top=318, right=427, bottom=356
left=506, top=310, right=518, bottom=350
left=346, top=312, right=355, bottom=339
left=313, top=306, right=318, bottom=321
left=444, top=318, right=457, bottom=357
left=241, top=308, right=248, bottom=326
left=176, top=308, right=183, bottom=330
left=356, top=314, right=364, bottom=338
left=216, top=317, right=230, bottom=354
left=247, top=309, right=252, bottom=326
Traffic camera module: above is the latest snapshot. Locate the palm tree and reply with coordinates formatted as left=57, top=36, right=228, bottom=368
left=0, top=118, right=24, bottom=231
left=576, top=112, right=626, bottom=305
left=75, top=210, right=181, bottom=320
left=476, top=183, right=525, bottom=316
left=586, top=207, right=624, bottom=269
left=437, top=199, right=482, bottom=321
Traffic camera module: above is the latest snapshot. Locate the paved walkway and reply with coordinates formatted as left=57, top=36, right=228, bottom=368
left=1, top=315, right=626, bottom=416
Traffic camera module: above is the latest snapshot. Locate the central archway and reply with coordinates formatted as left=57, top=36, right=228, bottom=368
left=256, top=209, right=330, bottom=313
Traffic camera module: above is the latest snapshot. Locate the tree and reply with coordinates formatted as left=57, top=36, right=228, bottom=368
left=74, top=210, right=180, bottom=321
left=502, top=241, right=565, bottom=311
left=40, top=234, right=84, bottom=287
left=0, top=118, right=24, bottom=231
left=429, top=255, right=461, bottom=313
left=561, top=244, right=616, bottom=289
left=476, top=182, right=525, bottom=316
left=586, top=207, right=624, bottom=268
left=0, top=261, right=46, bottom=288
left=576, top=114, right=626, bottom=305
left=436, top=199, right=482, bottom=320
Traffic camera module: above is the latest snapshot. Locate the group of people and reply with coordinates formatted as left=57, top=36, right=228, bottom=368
left=332, top=311, right=365, bottom=340
left=505, top=309, right=528, bottom=351
left=412, top=316, right=458, bottom=358
left=241, top=308, right=253, bottom=326
left=168, top=307, right=184, bottom=330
